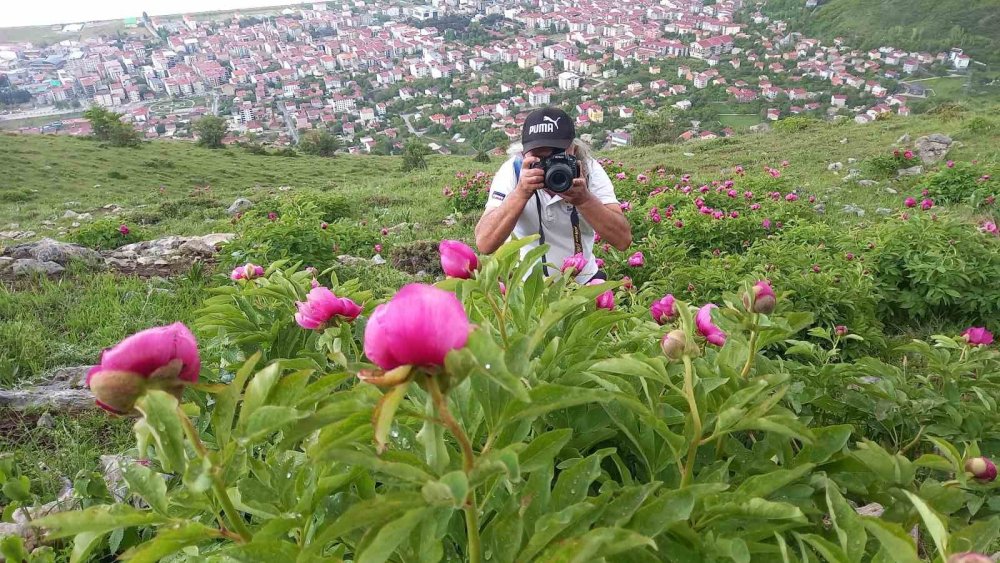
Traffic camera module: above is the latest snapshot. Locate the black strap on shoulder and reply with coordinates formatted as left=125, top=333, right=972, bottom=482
left=534, top=192, right=549, bottom=276
left=570, top=208, right=583, bottom=254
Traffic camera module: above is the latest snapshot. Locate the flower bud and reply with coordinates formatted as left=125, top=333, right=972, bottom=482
left=965, top=457, right=997, bottom=482
left=948, top=553, right=993, bottom=563
left=661, top=330, right=687, bottom=360
left=835, top=325, right=848, bottom=336
left=750, top=280, right=776, bottom=314
left=89, top=370, right=149, bottom=414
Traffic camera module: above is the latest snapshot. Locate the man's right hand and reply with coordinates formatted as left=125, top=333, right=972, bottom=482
left=515, top=155, right=545, bottom=199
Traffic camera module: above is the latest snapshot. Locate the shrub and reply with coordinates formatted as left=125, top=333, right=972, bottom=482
left=864, top=150, right=921, bottom=179
left=918, top=162, right=997, bottom=205
left=389, top=239, right=444, bottom=275
left=444, top=171, right=492, bottom=215
left=67, top=218, right=146, bottom=250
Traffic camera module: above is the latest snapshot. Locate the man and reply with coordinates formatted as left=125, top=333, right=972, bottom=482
left=474, top=107, right=632, bottom=282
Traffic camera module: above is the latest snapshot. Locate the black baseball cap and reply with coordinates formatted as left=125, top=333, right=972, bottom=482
left=521, top=107, right=574, bottom=153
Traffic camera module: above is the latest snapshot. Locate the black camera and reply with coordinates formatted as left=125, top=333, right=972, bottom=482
left=533, top=153, right=580, bottom=193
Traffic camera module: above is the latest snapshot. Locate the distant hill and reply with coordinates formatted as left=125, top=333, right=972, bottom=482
left=763, top=0, right=1000, bottom=65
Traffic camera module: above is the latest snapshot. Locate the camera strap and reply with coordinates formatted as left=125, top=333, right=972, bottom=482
left=515, top=156, right=582, bottom=275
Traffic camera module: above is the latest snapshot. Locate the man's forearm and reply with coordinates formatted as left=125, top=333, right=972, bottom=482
left=475, top=191, right=532, bottom=254
left=578, top=198, right=632, bottom=251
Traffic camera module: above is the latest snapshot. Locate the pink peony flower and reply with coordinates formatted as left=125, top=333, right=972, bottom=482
left=231, top=263, right=264, bottom=281
left=727, top=189, right=738, bottom=198
left=381, top=228, right=389, bottom=236
left=268, top=212, right=278, bottom=221
left=695, top=304, right=726, bottom=346
left=675, top=220, right=684, bottom=228
left=962, top=327, right=994, bottom=346
left=620, top=201, right=632, bottom=211
left=615, top=172, right=627, bottom=180
left=981, top=221, right=998, bottom=235
left=439, top=239, right=479, bottom=279
left=295, top=286, right=362, bottom=330
left=921, top=198, right=934, bottom=210
left=374, top=244, right=383, bottom=253
left=594, top=232, right=601, bottom=242
left=627, top=251, right=645, bottom=267
left=750, top=203, right=761, bottom=211
left=947, top=160, right=955, bottom=168
left=498, top=281, right=506, bottom=295
left=835, top=325, right=848, bottom=336
left=808, top=195, right=816, bottom=203
left=845, top=252, right=855, bottom=261
left=321, top=222, right=329, bottom=229
left=650, top=293, right=677, bottom=324
left=762, top=218, right=772, bottom=230
left=637, top=174, right=648, bottom=183
left=735, top=165, right=744, bottom=176
left=86, top=323, right=200, bottom=414
left=948, top=553, right=993, bottom=563
left=768, top=168, right=781, bottom=178
left=785, top=193, right=799, bottom=202
left=904, top=150, right=914, bottom=159
left=904, top=197, right=917, bottom=208
left=595, top=258, right=605, bottom=268
left=118, top=224, right=130, bottom=235
left=562, top=252, right=588, bottom=274
left=363, top=284, right=469, bottom=370
left=589, top=280, right=615, bottom=310
left=443, top=187, right=454, bottom=197
left=781, top=160, right=790, bottom=167
left=730, top=211, right=740, bottom=219
left=964, top=457, right=997, bottom=482
left=622, top=276, right=633, bottom=290
left=752, top=280, right=776, bottom=314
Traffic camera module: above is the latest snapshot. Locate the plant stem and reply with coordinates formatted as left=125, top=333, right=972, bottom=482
left=740, top=315, right=759, bottom=379
left=427, top=377, right=482, bottom=563
left=177, top=406, right=252, bottom=543
left=680, top=355, right=703, bottom=488
left=485, top=293, right=509, bottom=345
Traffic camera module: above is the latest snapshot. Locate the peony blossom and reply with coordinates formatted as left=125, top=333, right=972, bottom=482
left=637, top=174, right=648, bottom=183
left=785, top=193, right=799, bottom=202
left=622, top=276, right=633, bottom=290
left=363, top=284, right=469, bottom=370
left=762, top=218, right=772, bottom=230
left=498, top=281, right=506, bottom=295
left=675, top=220, right=684, bottom=228
left=962, top=327, right=994, bottom=346
left=904, top=150, right=914, bottom=159
left=921, top=198, right=934, bottom=210
left=620, top=201, right=632, bottom=211
left=964, top=457, right=996, bottom=482
left=650, top=294, right=677, bottom=324
left=696, top=304, right=726, bottom=346
left=904, top=197, right=917, bottom=208
left=615, top=172, right=627, bottom=180
left=439, top=240, right=479, bottom=279
left=751, top=280, right=776, bottom=314
left=295, top=286, right=362, bottom=330
left=947, top=160, right=955, bottom=168
left=661, top=330, right=687, bottom=360
left=86, top=323, right=200, bottom=414
left=374, top=244, right=383, bottom=253
left=835, top=325, right=848, bottom=336
left=118, top=224, right=130, bottom=235
left=981, top=221, right=998, bottom=235
left=589, top=280, right=615, bottom=310
left=948, top=553, right=993, bottom=563
left=231, top=262, right=264, bottom=281
left=562, top=252, right=588, bottom=274
left=267, top=212, right=278, bottom=221
left=735, top=165, right=744, bottom=176
left=627, top=251, right=645, bottom=267
left=380, top=228, right=389, bottom=236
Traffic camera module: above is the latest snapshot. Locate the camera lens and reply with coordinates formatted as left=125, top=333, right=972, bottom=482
left=546, top=163, right=573, bottom=193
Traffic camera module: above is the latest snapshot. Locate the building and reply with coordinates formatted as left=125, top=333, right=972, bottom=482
left=557, top=72, right=581, bottom=91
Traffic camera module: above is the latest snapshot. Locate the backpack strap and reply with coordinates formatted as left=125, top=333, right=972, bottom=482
left=513, top=155, right=522, bottom=182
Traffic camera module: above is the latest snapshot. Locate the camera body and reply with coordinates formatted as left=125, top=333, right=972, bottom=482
left=532, top=152, right=580, bottom=193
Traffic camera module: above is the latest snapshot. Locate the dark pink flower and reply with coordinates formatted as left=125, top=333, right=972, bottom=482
left=981, top=221, right=998, bottom=235
left=962, top=327, right=993, bottom=346
left=921, top=198, right=934, bottom=210
left=374, top=244, right=383, bottom=253
left=964, top=457, right=996, bottom=482
left=904, top=150, right=914, bottom=159
left=381, top=228, right=389, bottom=236
left=231, top=263, right=264, bottom=281
left=622, top=276, right=633, bottom=290
left=86, top=323, right=200, bottom=414
left=628, top=252, right=645, bottom=267
left=650, top=293, right=677, bottom=324
left=589, top=280, right=615, bottom=310
left=696, top=304, right=726, bottom=346
left=675, top=220, right=684, bottom=228
left=595, top=258, right=605, bottom=268
left=268, top=212, right=278, bottom=221
left=620, top=201, right=632, bottom=211
left=118, top=224, right=130, bottom=235
left=752, top=280, right=776, bottom=314
left=835, top=325, right=848, bottom=336
left=439, top=240, right=479, bottom=279
left=295, top=286, right=362, bottom=330
left=947, top=160, right=955, bottom=168
left=948, top=553, right=993, bottom=563
left=498, top=281, right=506, bottom=295
left=321, top=222, right=329, bottom=229
left=904, top=197, right=917, bottom=208
left=762, top=218, right=772, bottom=230
left=615, top=172, right=627, bottom=180
left=785, top=193, right=799, bottom=202
left=562, top=252, right=588, bottom=274
left=363, top=284, right=469, bottom=370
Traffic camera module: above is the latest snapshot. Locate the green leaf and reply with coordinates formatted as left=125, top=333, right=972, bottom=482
left=212, top=352, right=260, bottom=447
left=703, top=498, right=807, bottom=523
left=735, top=464, right=815, bottom=499
left=861, top=518, right=920, bottom=563
left=901, top=490, right=948, bottom=558
left=519, top=429, right=573, bottom=473
left=33, top=505, right=167, bottom=540
left=825, top=482, right=866, bottom=561
left=237, top=362, right=282, bottom=433
left=501, top=385, right=613, bottom=425
left=303, top=493, right=425, bottom=559
left=421, top=471, right=468, bottom=508
left=518, top=503, right=597, bottom=562
left=240, top=405, right=308, bottom=444
left=312, top=448, right=433, bottom=484
left=483, top=501, right=524, bottom=563
left=792, top=425, right=852, bottom=466
left=374, top=382, right=410, bottom=456
left=2, top=475, right=32, bottom=502
left=356, top=507, right=431, bottom=563
left=950, top=517, right=1000, bottom=555
left=598, top=483, right=661, bottom=528
left=550, top=450, right=613, bottom=511
left=182, top=455, right=214, bottom=494
left=627, top=484, right=724, bottom=537
left=795, top=533, right=849, bottom=563
left=134, top=390, right=187, bottom=474
left=1, top=536, right=30, bottom=562
left=533, top=527, right=655, bottom=562
left=123, top=464, right=169, bottom=515
left=119, top=521, right=222, bottom=562
left=70, top=531, right=108, bottom=563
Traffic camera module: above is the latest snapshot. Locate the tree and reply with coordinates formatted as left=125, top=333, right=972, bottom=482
left=155, top=123, right=167, bottom=135
left=299, top=130, right=339, bottom=157
left=193, top=115, right=229, bottom=149
left=401, top=140, right=431, bottom=172
left=84, top=106, right=124, bottom=141
left=109, top=120, right=142, bottom=147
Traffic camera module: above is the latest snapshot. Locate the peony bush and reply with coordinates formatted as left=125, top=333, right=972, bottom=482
left=16, top=238, right=999, bottom=562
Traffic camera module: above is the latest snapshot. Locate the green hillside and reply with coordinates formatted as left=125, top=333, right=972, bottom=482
left=764, top=0, right=1000, bottom=64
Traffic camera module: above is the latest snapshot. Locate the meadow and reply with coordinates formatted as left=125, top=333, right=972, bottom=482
left=1, top=105, right=999, bottom=560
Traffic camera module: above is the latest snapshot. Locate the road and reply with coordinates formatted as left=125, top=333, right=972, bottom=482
left=0, top=106, right=85, bottom=122
left=279, top=104, right=300, bottom=144
left=400, top=113, right=424, bottom=136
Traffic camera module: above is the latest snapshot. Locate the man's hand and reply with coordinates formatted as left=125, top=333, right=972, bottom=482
left=554, top=176, right=597, bottom=207
left=515, top=155, right=545, bottom=200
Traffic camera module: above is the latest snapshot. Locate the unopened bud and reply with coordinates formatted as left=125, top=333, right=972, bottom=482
left=965, top=457, right=997, bottom=482
left=89, top=370, right=148, bottom=415
left=661, top=330, right=688, bottom=361
left=835, top=325, right=848, bottom=337
left=750, top=280, right=776, bottom=314
left=948, top=553, right=993, bottom=563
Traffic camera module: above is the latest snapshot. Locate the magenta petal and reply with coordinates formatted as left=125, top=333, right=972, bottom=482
left=363, top=284, right=469, bottom=370
left=364, top=302, right=401, bottom=370
left=97, top=323, right=200, bottom=382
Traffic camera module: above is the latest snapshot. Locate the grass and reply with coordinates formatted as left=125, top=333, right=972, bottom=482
left=718, top=114, right=762, bottom=130
left=0, top=20, right=149, bottom=45
left=0, top=112, right=86, bottom=131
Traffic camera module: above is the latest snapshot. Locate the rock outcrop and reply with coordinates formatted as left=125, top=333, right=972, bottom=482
left=914, top=134, right=952, bottom=164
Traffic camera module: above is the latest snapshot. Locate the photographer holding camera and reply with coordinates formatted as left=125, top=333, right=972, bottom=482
left=475, top=107, right=632, bottom=282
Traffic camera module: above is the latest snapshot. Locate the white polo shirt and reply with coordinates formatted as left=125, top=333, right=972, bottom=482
left=485, top=156, right=619, bottom=282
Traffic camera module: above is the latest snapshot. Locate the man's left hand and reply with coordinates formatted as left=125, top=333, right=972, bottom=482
left=551, top=177, right=596, bottom=207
